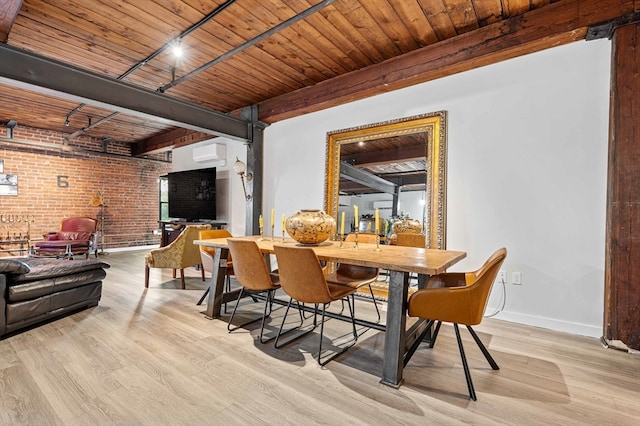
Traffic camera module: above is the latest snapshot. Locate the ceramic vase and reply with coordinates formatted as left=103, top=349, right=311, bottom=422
left=285, top=209, right=336, bottom=245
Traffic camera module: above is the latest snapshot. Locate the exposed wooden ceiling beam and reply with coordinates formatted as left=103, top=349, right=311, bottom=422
left=0, top=0, right=22, bottom=42
left=134, top=128, right=212, bottom=156
left=0, top=43, right=250, bottom=141
left=258, top=0, right=636, bottom=123
left=341, top=144, right=425, bottom=167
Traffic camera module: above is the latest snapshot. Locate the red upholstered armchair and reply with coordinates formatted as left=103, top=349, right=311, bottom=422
left=35, top=217, right=98, bottom=259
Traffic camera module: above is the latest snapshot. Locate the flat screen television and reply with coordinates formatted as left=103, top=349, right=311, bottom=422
left=167, top=168, right=216, bottom=221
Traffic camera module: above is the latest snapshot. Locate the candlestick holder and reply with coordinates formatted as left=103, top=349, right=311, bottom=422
left=354, top=230, right=359, bottom=249
left=339, top=233, right=345, bottom=248
left=271, top=225, right=275, bottom=241
left=375, top=234, right=381, bottom=252
left=282, top=229, right=286, bottom=243
left=259, top=225, right=264, bottom=241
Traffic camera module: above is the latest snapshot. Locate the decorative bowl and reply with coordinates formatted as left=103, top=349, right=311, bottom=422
left=285, top=209, right=336, bottom=245
left=392, top=218, right=422, bottom=234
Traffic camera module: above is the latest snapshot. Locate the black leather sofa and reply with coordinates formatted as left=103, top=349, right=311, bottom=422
left=0, top=257, right=109, bottom=338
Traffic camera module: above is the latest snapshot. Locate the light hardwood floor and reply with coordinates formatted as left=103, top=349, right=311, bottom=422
left=1, top=250, right=638, bottom=425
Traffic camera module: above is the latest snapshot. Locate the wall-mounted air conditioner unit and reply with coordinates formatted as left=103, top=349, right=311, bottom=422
left=373, top=200, right=393, bottom=209
left=192, top=143, right=227, bottom=163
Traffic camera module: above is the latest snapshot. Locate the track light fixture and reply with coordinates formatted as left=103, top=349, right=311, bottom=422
left=172, top=40, right=184, bottom=58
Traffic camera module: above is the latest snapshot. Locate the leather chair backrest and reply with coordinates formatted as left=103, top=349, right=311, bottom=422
left=199, top=229, right=232, bottom=256
left=408, top=248, right=507, bottom=326
left=464, top=248, right=507, bottom=324
left=274, top=245, right=332, bottom=304
left=345, top=233, right=377, bottom=244
left=396, top=233, right=426, bottom=248
left=60, top=217, right=98, bottom=234
left=227, top=239, right=274, bottom=291
left=340, top=233, right=378, bottom=277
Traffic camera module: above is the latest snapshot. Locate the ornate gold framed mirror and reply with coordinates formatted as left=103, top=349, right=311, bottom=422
left=324, top=111, right=447, bottom=249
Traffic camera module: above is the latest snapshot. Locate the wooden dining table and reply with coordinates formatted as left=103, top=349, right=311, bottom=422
left=194, top=236, right=466, bottom=388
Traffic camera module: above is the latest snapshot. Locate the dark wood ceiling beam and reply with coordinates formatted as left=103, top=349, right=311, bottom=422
left=0, top=43, right=250, bottom=141
left=341, top=144, right=425, bottom=167
left=134, top=127, right=212, bottom=155
left=0, top=0, right=22, bottom=42
left=258, top=0, right=637, bottom=123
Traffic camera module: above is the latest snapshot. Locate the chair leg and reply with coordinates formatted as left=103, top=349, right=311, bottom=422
left=145, top=265, right=150, bottom=288
left=223, top=274, right=231, bottom=313
left=367, top=284, right=381, bottom=322
left=317, top=297, right=359, bottom=366
left=347, top=295, right=358, bottom=341
left=275, top=299, right=315, bottom=349
left=338, top=285, right=380, bottom=323
left=197, top=287, right=209, bottom=306
left=429, top=321, right=443, bottom=348
left=201, top=265, right=205, bottom=281
left=403, top=319, right=434, bottom=367
left=454, top=323, right=477, bottom=401
left=228, top=287, right=247, bottom=331
left=227, top=289, right=279, bottom=344
left=466, top=326, right=499, bottom=370
left=258, top=290, right=277, bottom=344
left=180, top=269, right=185, bottom=289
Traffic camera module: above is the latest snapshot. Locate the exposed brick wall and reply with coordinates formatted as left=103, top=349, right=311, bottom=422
left=0, top=125, right=171, bottom=256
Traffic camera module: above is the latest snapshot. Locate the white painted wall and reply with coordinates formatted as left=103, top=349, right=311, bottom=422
left=262, top=39, right=611, bottom=338
left=172, top=138, right=247, bottom=236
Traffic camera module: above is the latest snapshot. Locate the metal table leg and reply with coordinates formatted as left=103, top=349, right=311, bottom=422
left=380, top=270, right=409, bottom=388
left=205, top=247, right=229, bottom=319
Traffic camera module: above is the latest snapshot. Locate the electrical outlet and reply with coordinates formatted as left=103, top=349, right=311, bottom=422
left=498, top=270, right=507, bottom=283
left=512, top=272, right=522, bottom=285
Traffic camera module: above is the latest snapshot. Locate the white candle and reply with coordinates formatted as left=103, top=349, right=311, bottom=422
left=340, top=211, right=345, bottom=235
left=375, top=209, right=379, bottom=234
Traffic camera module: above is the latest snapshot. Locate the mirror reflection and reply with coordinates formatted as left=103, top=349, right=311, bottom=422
left=324, top=111, right=447, bottom=249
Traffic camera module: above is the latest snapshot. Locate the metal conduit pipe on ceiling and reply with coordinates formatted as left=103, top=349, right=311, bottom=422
left=64, top=0, right=336, bottom=142
left=63, top=0, right=239, bottom=138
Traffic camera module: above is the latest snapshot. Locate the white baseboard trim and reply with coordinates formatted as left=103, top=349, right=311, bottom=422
left=103, top=245, right=158, bottom=253
left=488, top=309, right=602, bottom=338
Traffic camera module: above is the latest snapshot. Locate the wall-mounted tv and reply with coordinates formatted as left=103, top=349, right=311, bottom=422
left=167, top=168, right=216, bottom=221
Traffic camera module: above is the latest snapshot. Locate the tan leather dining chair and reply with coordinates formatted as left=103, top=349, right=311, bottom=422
left=395, top=233, right=426, bottom=287
left=198, top=229, right=234, bottom=307
left=396, top=232, right=426, bottom=248
left=144, top=224, right=211, bottom=289
left=226, top=239, right=281, bottom=343
left=406, top=247, right=507, bottom=400
left=325, top=232, right=381, bottom=322
left=274, top=244, right=359, bottom=366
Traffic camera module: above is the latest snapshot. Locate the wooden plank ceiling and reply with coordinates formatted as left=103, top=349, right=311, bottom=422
left=0, top=0, right=635, bottom=157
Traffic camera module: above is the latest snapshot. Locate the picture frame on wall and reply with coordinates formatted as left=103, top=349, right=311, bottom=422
left=0, top=159, right=3, bottom=173
left=0, top=173, right=18, bottom=196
